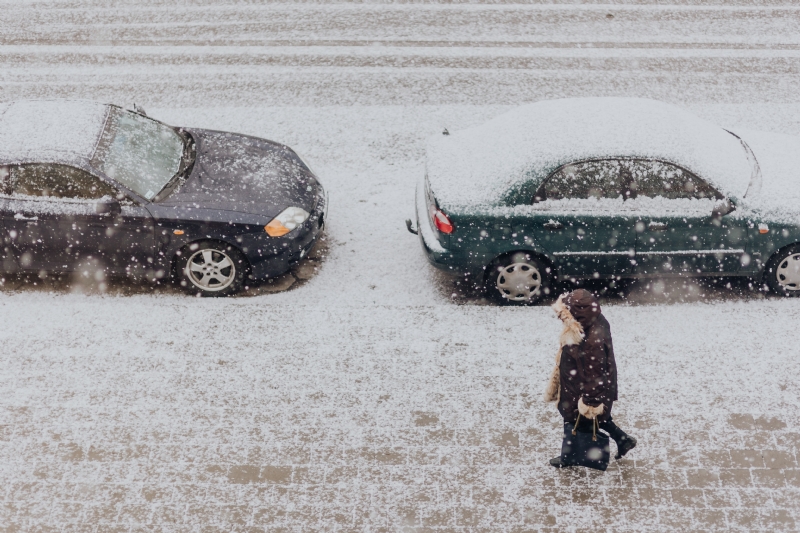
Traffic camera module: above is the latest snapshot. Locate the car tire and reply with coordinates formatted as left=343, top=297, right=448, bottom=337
left=176, top=240, right=248, bottom=297
left=764, top=244, right=800, bottom=297
left=485, top=252, right=553, bottom=305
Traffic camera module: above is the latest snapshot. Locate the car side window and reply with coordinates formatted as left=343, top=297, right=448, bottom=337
left=628, top=160, right=721, bottom=200
left=9, top=164, right=118, bottom=200
left=536, top=159, right=626, bottom=202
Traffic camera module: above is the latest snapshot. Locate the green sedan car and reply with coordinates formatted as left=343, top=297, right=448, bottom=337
left=410, top=98, right=800, bottom=304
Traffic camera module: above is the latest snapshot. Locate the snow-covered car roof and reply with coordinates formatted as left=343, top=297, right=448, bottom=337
left=426, top=98, right=753, bottom=210
left=0, top=100, right=110, bottom=166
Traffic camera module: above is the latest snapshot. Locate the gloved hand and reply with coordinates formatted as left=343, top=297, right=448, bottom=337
left=578, top=397, right=605, bottom=420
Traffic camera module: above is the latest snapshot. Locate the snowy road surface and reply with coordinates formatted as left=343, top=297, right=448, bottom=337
left=1, top=1, right=800, bottom=531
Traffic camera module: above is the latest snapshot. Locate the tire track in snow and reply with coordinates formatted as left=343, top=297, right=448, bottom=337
left=2, top=3, right=800, bottom=104
left=3, top=5, right=800, bottom=48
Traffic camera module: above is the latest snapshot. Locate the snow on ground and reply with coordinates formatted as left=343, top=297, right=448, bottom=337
left=2, top=102, right=798, bottom=533
left=2, top=1, right=800, bottom=531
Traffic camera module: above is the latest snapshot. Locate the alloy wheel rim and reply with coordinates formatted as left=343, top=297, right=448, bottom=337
left=185, top=249, right=236, bottom=292
left=776, top=253, right=800, bottom=291
left=496, top=262, right=542, bottom=301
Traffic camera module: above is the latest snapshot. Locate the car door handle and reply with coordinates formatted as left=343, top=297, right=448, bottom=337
left=14, top=213, right=38, bottom=221
left=543, top=220, right=563, bottom=230
left=648, top=221, right=668, bottom=231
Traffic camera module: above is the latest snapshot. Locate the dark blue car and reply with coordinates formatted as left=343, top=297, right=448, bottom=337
left=0, top=100, right=327, bottom=296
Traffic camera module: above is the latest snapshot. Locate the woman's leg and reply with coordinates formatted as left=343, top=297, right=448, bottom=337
left=598, top=417, right=637, bottom=459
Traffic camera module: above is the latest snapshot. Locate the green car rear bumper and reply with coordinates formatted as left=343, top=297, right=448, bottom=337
left=415, top=180, right=488, bottom=275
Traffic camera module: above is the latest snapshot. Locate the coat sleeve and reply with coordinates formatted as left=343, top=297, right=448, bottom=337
left=577, top=332, right=612, bottom=408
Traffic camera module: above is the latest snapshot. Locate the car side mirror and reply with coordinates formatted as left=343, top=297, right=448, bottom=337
left=95, top=196, right=121, bottom=216
left=712, top=197, right=735, bottom=218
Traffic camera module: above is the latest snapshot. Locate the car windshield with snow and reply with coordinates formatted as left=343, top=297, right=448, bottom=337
left=412, top=97, right=800, bottom=304
left=0, top=100, right=327, bottom=296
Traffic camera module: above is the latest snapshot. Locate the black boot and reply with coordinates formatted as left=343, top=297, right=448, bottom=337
left=615, top=435, right=637, bottom=459
left=549, top=457, right=567, bottom=468
left=599, top=418, right=637, bottom=460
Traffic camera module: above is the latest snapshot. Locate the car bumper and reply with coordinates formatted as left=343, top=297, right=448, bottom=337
left=247, top=187, right=328, bottom=280
left=414, top=178, right=472, bottom=274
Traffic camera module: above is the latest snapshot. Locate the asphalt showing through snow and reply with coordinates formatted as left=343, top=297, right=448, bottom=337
left=1, top=1, right=799, bottom=531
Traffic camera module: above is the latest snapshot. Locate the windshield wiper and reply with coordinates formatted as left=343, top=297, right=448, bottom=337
left=154, top=129, right=196, bottom=202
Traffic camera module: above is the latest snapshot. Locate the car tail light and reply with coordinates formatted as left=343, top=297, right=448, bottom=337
left=432, top=209, right=454, bottom=234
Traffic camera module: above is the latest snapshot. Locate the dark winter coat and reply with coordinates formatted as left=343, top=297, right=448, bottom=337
left=546, top=289, right=618, bottom=423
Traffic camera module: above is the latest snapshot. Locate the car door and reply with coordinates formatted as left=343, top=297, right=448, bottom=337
left=2, top=163, right=155, bottom=274
left=518, top=159, right=637, bottom=279
left=628, top=159, right=747, bottom=276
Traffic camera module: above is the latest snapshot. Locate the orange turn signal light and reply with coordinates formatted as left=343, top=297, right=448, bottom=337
left=265, top=220, right=291, bottom=237
left=173, top=230, right=185, bottom=235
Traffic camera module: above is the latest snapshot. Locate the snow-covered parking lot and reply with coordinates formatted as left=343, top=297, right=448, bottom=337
left=2, top=1, right=800, bottom=531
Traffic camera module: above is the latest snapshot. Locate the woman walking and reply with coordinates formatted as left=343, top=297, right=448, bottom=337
left=545, top=289, right=636, bottom=468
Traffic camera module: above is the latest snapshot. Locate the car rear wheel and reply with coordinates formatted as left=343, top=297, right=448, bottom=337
left=177, top=241, right=248, bottom=297
left=765, top=244, right=800, bottom=297
left=486, top=252, right=552, bottom=305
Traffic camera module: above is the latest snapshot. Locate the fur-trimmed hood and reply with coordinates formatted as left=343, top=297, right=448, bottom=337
left=561, top=289, right=601, bottom=330
left=552, top=294, right=584, bottom=347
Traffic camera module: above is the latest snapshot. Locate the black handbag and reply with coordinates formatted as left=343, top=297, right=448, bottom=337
left=560, top=414, right=611, bottom=471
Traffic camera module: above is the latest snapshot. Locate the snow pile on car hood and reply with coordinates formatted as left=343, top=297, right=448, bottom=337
left=426, top=98, right=752, bottom=210
left=0, top=100, right=109, bottom=165
left=161, top=129, right=319, bottom=217
left=734, top=129, right=800, bottom=221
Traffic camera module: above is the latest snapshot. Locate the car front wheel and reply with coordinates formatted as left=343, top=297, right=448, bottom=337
left=485, top=252, right=552, bottom=305
left=177, top=241, right=248, bottom=297
left=765, top=244, right=800, bottom=297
